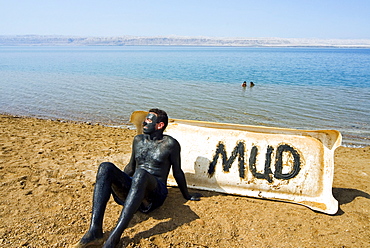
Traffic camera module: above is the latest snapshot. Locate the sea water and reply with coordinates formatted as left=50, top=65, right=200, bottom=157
left=1, top=46, right=369, bottom=147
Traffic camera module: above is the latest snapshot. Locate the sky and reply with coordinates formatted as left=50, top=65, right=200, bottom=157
left=1, top=0, right=369, bottom=39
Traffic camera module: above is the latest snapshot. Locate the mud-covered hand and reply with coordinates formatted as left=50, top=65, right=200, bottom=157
left=188, top=192, right=203, bottom=201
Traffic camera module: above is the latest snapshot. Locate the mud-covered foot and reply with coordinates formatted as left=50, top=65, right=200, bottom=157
left=71, top=231, right=104, bottom=248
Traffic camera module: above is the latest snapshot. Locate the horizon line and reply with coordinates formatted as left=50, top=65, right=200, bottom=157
left=2, top=34, right=370, bottom=40
left=1, top=35, right=370, bottom=48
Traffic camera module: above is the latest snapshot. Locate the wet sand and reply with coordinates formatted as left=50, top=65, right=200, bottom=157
left=0, top=114, right=369, bottom=247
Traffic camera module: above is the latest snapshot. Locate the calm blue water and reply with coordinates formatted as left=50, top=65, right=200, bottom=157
left=1, top=46, right=369, bottom=147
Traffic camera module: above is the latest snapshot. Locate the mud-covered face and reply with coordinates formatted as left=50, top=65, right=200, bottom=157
left=143, top=112, right=158, bottom=134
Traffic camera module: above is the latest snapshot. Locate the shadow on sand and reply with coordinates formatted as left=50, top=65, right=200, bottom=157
left=111, top=187, right=216, bottom=247
left=100, top=187, right=369, bottom=246
left=332, top=187, right=370, bottom=216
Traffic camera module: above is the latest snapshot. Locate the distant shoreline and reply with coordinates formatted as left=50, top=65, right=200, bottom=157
left=1, top=113, right=367, bottom=148
left=1, top=35, right=370, bottom=48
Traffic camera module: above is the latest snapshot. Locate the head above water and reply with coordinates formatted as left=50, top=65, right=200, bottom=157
left=142, top=108, right=168, bottom=134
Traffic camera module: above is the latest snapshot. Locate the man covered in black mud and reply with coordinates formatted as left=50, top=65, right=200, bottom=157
left=73, top=108, right=201, bottom=248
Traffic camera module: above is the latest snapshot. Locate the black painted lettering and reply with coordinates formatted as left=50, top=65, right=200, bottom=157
left=274, top=144, right=301, bottom=180
left=248, top=145, right=274, bottom=183
left=208, top=142, right=302, bottom=182
left=208, top=141, right=245, bottom=178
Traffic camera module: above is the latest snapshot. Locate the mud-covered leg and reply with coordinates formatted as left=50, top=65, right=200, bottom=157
left=73, top=162, right=131, bottom=248
left=103, top=168, right=157, bottom=248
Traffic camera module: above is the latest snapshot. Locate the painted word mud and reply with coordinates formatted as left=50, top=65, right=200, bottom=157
left=208, top=142, right=302, bottom=183
left=130, top=111, right=341, bottom=215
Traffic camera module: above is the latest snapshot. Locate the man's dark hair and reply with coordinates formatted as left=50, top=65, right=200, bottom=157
left=149, top=108, right=168, bottom=130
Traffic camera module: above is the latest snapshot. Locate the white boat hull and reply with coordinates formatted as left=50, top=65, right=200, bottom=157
left=130, top=111, right=341, bottom=214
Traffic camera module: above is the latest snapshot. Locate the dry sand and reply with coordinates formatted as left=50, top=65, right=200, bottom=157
left=0, top=114, right=369, bottom=247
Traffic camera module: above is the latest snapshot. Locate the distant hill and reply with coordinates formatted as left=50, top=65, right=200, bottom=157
left=1, top=35, right=370, bottom=48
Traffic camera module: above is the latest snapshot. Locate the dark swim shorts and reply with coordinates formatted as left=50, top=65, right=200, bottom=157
left=112, top=176, right=168, bottom=214
left=138, top=179, right=168, bottom=213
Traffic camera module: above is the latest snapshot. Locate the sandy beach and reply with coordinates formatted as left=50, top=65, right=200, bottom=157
left=0, top=114, right=369, bottom=247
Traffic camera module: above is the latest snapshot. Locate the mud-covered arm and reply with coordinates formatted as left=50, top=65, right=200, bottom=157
left=171, top=139, right=201, bottom=201
left=123, top=136, right=138, bottom=176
